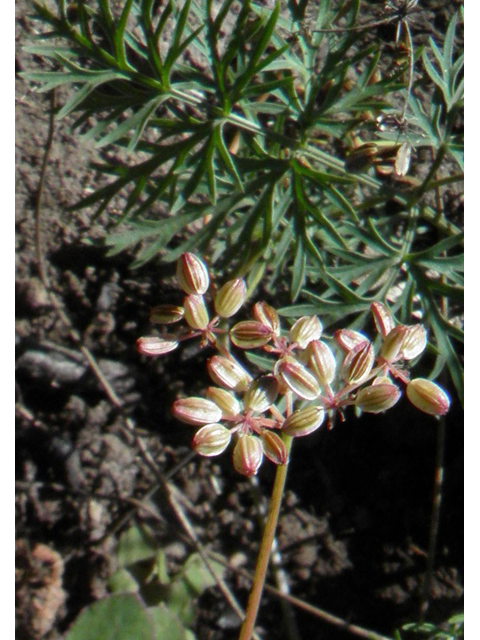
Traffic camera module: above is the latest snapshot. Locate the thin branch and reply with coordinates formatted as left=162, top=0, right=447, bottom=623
left=400, top=18, right=415, bottom=123
left=418, top=413, right=447, bottom=622
left=418, top=208, right=450, bottom=620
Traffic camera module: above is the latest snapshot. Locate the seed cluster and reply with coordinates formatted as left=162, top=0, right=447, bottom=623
left=138, top=253, right=450, bottom=476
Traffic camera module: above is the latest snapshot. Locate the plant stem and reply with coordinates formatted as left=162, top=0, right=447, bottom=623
left=239, top=435, right=293, bottom=640
left=419, top=413, right=447, bottom=622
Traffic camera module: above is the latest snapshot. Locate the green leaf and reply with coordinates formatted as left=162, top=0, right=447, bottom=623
left=269, top=223, right=293, bottom=272
left=427, top=37, right=445, bottom=75
left=56, top=83, right=98, bottom=119
left=108, top=568, right=140, bottom=595
left=443, top=13, right=458, bottom=71
left=300, top=292, right=370, bottom=317
left=138, top=1, right=164, bottom=79
left=230, top=2, right=281, bottom=102
left=422, top=50, right=446, bottom=94
left=406, top=232, right=463, bottom=261
left=96, top=96, right=167, bottom=149
left=21, top=68, right=127, bottom=92
left=72, top=131, right=206, bottom=215
left=148, top=604, right=196, bottom=640
left=65, top=594, right=154, bottom=640
left=424, top=280, right=464, bottom=302
left=165, top=579, right=197, bottom=626
left=323, top=183, right=359, bottom=223
left=327, top=256, right=395, bottom=285
left=347, top=219, right=400, bottom=256
left=114, top=0, right=135, bottom=69
left=214, top=123, right=243, bottom=190
left=245, top=260, right=267, bottom=296
left=178, top=133, right=217, bottom=207
left=211, top=0, right=238, bottom=36
left=277, top=304, right=321, bottom=317
left=164, top=5, right=204, bottom=82
left=106, top=208, right=207, bottom=263
left=304, top=237, right=369, bottom=303
left=98, top=0, right=114, bottom=29
left=291, top=235, right=306, bottom=302
left=153, top=0, right=174, bottom=48
left=181, top=553, right=225, bottom=595
left=245, top=350, right=276, bottom=372
left=117, top=525, right=157, bottom=568
left=416, top=254, right=464, bottom=278
left=448, top=613, right=464, bottom=626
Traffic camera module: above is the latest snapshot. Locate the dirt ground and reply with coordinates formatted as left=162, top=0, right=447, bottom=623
left=15, top=2, right=463, bottom=639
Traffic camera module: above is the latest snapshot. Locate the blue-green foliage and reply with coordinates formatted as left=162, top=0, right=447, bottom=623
left=22, top=1, right=463, bottom=401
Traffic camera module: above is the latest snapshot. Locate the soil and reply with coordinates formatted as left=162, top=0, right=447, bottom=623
left=15, top=2, right=463, bottom=640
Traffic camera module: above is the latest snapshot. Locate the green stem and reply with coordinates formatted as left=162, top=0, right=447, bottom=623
left=238, top=435, right=293, bottom=640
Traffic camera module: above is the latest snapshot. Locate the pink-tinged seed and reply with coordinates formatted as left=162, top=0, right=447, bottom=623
left=233, top=435, right=263, bottom=477
left=282, top=406, right=325, bottom=437
left=172, top=397, right=222, bottom=426
left=275, top=357, right=321, bottom=400
left=137, top=336, right=178, bottom=356
left=183, top=294, right=210, bottom=329
left=261, top=431, right=287, bottom=465
left=207, top=355, right=253, bottom=392
left=252, top=301, right=280, bottom=335
left=192, top=424, right=231, bottom=456
left=371, top=302, right=395, bottom=338
left=230, top=321, right=273, bottom=349
left=289, top=315, right=323, bottom=349
left=176, top=252, right=209, bottom=295
left=406, top=378, right=450, bottom=416
left=355, top=383, right=401, bottom=413
left=214, top=278, right=247, bottom=318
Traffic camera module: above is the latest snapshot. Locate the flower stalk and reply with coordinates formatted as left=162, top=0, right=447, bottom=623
left=238, top=434, right=293, bottom=640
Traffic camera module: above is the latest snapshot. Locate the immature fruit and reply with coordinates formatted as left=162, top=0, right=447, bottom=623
left=192, top=424, right=231, bottom=456
left=289, top=315, right=322, bottom=349
left=371, top=302, right=395, bottom=338
left=172, top=397, right=222, bottom=426
left=183, top=294, right=210, bottom=329
left=355, top=383, right=401, bottom=413
left=243, top=376, right=278, bottom=413
left=307, top=340, right=336, bottom=385
left=334, top=329, right=368, bottom=352
left=207, top=355, right=252, bottom=392
left=261, top=431, right=287, bottom=465
left=149, top=305, right=185, bottom=325
left=380, top=325, right=408, bottom=362
left=136, top=336, right=178, bottom=356
left=206, top=387, right=240, bottom=418
left=230, top=321, right=273, bottom=349
left=342, top=340, right=374, bottom=385
left=282, top=406, right=325, bottom=437
left=233, top=435, right=263, bottom=477
left=275, top=357, right=320, bottom=400
left=176, top=253, right=209, bottom=295
left=406, top=378, right=450, bottom=416
left=401, top=324, right=427, bottom=360
left=252, top=301, right=280, bottom=335
left=214, top=278, right=246, bottom=318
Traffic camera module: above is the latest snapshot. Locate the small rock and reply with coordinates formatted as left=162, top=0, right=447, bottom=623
left=16, top=349, right=87, bottom=386
left=16, top=277, right=51, bottom=311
